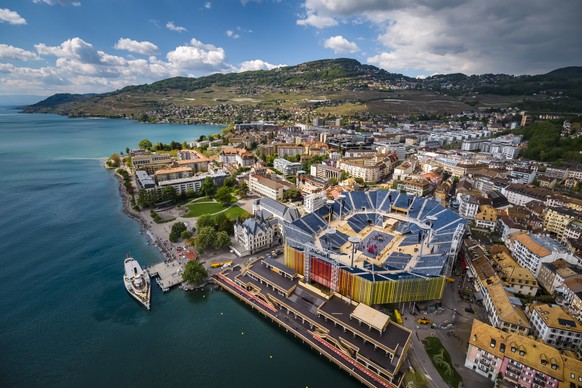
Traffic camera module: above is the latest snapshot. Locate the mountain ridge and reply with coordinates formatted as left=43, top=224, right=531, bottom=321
left=23, top=58, right=582, bottom=121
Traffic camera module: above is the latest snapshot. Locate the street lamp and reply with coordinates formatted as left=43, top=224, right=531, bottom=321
left=324, top=228, right=337, bottom=251
left=338, top=194, right=346, bottom=220
left=326, top=199, right=335, bottom=225
left=348, top=236, right=360, bottom=268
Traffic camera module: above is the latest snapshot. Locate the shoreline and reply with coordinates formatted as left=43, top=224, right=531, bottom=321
left=111, top=167, right=175, bottom=263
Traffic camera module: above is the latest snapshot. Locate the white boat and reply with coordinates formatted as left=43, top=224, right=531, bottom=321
left=123, top=256, right=151, bottom=310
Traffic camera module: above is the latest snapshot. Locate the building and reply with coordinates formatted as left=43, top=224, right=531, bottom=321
left=176, top=150, right=210, bottom=172
left=465, top=319, right=582, bottom=386
left=510, top=232, right=571, bottom=276
left=277, top=144, right=304, bottom=158
left=273, top=158, right=302, bottom=176
left=249, top=174, right=286, bottom=201
left=283, top=190, right=466, bottom=305
left=219, top=148, right=256, bottom=167
left=338, top=154, right=397, bottom=183
left=526, top=303, right=582, bottom=352
left=458, top=194, right=480, bottom=220
left=310, top=164, right=343, bottom=181
left=560, top=276, right=582, bottom=322
left=401, top=177, right=431, bottom=197
left=544, top=207, right=580, bottom=241
left=219, top=259, right=413, bottom=387
left=156, top=171, right=228, bottom=196
left=131, top=153, right=172, bottom=174
left=233, top=215, right=276, bottom=255
left=304, top=192, right=327, bottom=214
left=482, top=281, right=531, bottom=335
left=154, top=166, right=193, bottom=182
left=474, top=204, right=498, bottom=231
left=135, top=170, right=155, bottom=189
left=502, top=184, right=551, bottom=207
left=393, top=161, right=414, bottom=181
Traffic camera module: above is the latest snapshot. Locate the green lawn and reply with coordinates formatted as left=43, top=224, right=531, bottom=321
left=422, top=337, right=463, bottom=388
left=183, top=201, right=249, bottom=220
left=222, top=206, right=249, bottom=220
left=184, top=202, right=227, bottom=217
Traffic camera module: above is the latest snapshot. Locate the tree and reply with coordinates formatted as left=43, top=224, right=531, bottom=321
left=194, top=226, right=215, bottom=253
left=169, top=222, right=188, bottom=243
left=215, top=213, right=234, bottom=235
left=238, top=182, right=249, bottom=197
left=328, top=177, right=338, bottom=186
left=340, top=171, right=350, bottom=181
left=283, top=188, right=302, bottom=202
left=214, top=231, right=231, bottom=249
left=200, top=176, right=216, bottom=197
left=182, top=260, right=208, bottom=286
left=161, top=186, right=177, bottom=202
left=138, top=139, right=152, bottom=150
left=196, top=214, right=216, bottom=230
left=215, top=186, right=233, bottom=205
left=223, top=177, right=236, bottom=187
left=107, top=153, right=121, bottom=168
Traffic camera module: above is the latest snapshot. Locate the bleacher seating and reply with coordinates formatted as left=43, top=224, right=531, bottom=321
left=384, top=252, right=412, bottom=270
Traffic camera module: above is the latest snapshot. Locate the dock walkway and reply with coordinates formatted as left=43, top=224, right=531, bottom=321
left=147, top=261, right=183, bottom=292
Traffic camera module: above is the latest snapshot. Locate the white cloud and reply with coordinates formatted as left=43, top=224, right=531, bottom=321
left=226, top=30, right=240, bottom=39
left=0, top=44, right=40, bottom=60
left=238, top=59, right=285, bottom=72
left=298, top=0, right=582, bottom=75
left=166, top=21, right=187, bottom=32
left=166, top=38, right=228, bottom=72
left=0, top=8, right=27, bottom=25
left=323, top=35, right=359, bottom=54
left=114, top=38, right=158, bottom=55
left=33, top=0, right=81, bottom=6
left=296, top=12, right=337, bottom=28
left=204, top=2, right=212, bottom=9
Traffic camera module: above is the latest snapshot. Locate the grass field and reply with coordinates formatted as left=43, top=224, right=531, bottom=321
left=183, top=199, right=249, bottom=220
left=422, top=337, right=463, bottom=388
left=184, top=202, right=227, bottom=217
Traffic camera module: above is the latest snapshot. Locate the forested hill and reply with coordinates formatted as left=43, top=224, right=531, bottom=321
left=23, top=58, right=582, bottom=120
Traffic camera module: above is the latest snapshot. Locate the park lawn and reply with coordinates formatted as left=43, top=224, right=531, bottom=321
left=422, top=337, right=463, bottom=388
left=222, top=206, right=249, bottom=220
left=183, top=202, right=227, bottom=217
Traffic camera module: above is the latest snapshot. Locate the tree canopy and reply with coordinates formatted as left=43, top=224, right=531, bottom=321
left=215, top=186, right=233, bottom=205
left=194, top=226, right=216, bottom=253
left=138, top=139, right=152, bottom=150
left=200, top=177, right=217, bottom=197
left=182, top=260, right=208, bottom=286
left=169, top=222, right=188, bottom=243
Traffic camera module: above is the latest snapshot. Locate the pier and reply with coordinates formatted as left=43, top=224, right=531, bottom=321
left=146, top=261, right=184, bottom=292
left=213, top=259, right=412, bottom=388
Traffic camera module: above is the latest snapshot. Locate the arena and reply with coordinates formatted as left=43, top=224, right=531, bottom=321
left=283, top=190, right=466, bottom=305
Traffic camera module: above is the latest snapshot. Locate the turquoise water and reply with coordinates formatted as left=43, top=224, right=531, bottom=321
left=0, top=108, right=359, bottom=387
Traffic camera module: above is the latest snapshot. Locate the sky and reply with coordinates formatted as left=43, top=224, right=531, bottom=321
left=0, top=0, right=581, bottom=97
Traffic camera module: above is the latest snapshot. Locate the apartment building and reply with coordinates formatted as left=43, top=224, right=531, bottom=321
left=249, top=174, right=286, bottom=201
left=510, top=232, right=570, bottom=276
left=303, top=192, right=327, bottom=214
left=465, top=319, right=582, bottom=386
left=338, top=154, right=397, bottom=183
left=474, top=204, right=498, bottom=231
left=154, top=166, right=193, bottom=182
left=527, top=303, right=582, bottom=352
left=273, top=158, right=302, bottom=176
left=544, top=207, right=579, bottom=241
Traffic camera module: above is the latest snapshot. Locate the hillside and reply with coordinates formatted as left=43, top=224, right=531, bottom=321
left=23, top=59, right=582, bottom=123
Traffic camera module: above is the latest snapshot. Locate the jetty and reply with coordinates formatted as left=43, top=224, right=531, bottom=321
left=146, top=261, right=184, bottom=292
